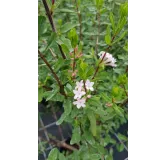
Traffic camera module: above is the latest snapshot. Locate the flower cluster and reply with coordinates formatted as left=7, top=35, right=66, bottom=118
left=73, top=79, right=94, bottom=109
left=98, top=51, right=117, bottom=67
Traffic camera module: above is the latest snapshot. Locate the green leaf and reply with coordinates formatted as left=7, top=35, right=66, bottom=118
left=105, top=155, right=113, bottom=160
left=70, top=127, right=81, bottom=145
left=95, top=108, right=107, bottom=117
left=47, top=93, right=64, bottom=102
left=38, top=16, right=46, bottom=38
left=45, top=32, right=57, bottom=51
left=54, top=58, right=65, bottom=73
left=78, top=61, right=89, bottom=80
left=86, top=67, right=95, bottom=78
left=105, top=35, right=111, bottom=45
left=80, top=61, right=88, bottom=71
left=47, top=148, right=59, bottom=160
left=90, top=154, right=101, bottom=160
left=61, top=22, right=79, bottom=33
left=78, top=67, right=85, bottom=80
left=123, top=41, right=128, bottom=52
left=113, top=105, right=124, bottom=118
left=110, top=12, right=116, bottom=34
left=63, top=99, right=72, bottom=115
left=54, top=0, right=63, bottom=9
left=84, top=131, right=95, bottom=145
left=113, top=68, right=124, bottom=74
left=56, top=112, right=67, bottom=125
left=96, top=0, right=104, bottom=9
left=59, top=153, right=66, bottom=160
left=120, top=2, right=128, bottom=17
left=45, top=87, right=59, bottom=101
left=116, top=143, right=125, bottom=152
left=100, top=93, right=112, bottom=103
left=116, top=17, right=127, bottom=33
left=97, top=145, right=105, bottom=154
left=56, top=8, right=76, bottom=13
left=38, top=87, right=44, bottom=102
left=68, top=28, right=78, bottom=48
left=88, top=96, right=102, bottom=108
left=105, top=25, right=111, bottom=45
left=61, top=44, right=70, bottom=54
left=87, top=110, right=97, bottom=136
left=60, top=36, right=73, bottom=52
left=117, top=133, right=128, bottom=141
left=113, top=31, right=127, bottom=44
left=110, top=138, right=116, bottom=144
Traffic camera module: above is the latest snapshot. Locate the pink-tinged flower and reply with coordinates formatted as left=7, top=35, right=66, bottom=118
left=73, top=98, right=86, bottom=109
left=85, top=79, right=94, bottom=91
left=75, top=80, right=84, bottom=90
left=73, top=89, right=86, bottom=99
left=98, top=51, right=117, bottom=67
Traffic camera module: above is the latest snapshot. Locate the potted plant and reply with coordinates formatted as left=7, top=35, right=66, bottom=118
left=38, top=0, right=128, bottom=159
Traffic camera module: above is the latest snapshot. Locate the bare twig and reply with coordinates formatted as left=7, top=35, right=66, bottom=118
left=42, top=0, right=66, bottom=59
left=38, top=50, right=67, bottom=98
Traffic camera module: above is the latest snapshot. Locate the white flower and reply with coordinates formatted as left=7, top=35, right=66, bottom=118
left=98, top=51, right=117, bottom=67
left=73, top=98, right=86, bottom=109
left=85, top=79, right=94, bottom=91
left=73, top=89, right=86, bottom=99
left=75, top=80, right=83, bottom=90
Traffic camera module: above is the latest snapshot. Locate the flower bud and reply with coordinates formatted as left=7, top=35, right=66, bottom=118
left=87, top=95, right=91, bottom=98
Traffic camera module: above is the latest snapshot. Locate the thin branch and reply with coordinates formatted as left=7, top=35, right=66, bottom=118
left=95, top=11, right=101, bottom=55
left=71, top=48, right=77, bottom=80
left=92, top=34, right=117, bottom=80
left=120, top=98, right=128, bottom=107
left=74, top=0, right=82, bottom=40
left=38, top=50, right=67, bottom=98
left=51, top=106, right=64, bottom=140
left=39, top=135, right=77, bottom=151
left=122, top=85, right=128, bottom=97
left=42, top=0, right=66, bottom=59
left=92, top=51, right=107, bottom=80
left=114, top=133, right=128, bottom=152
left=49, top=48, right=56, bottom=59
left=42, top=0, right=56, bottom=32
left=83, top=80, right=87, bottom=93
left=42, top=85, right=52, bottom=91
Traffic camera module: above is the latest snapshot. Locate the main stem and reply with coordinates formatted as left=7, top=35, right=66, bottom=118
left=38, top=50, right=67, bottom=98
left=42, top=0, right=66, bottom=59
